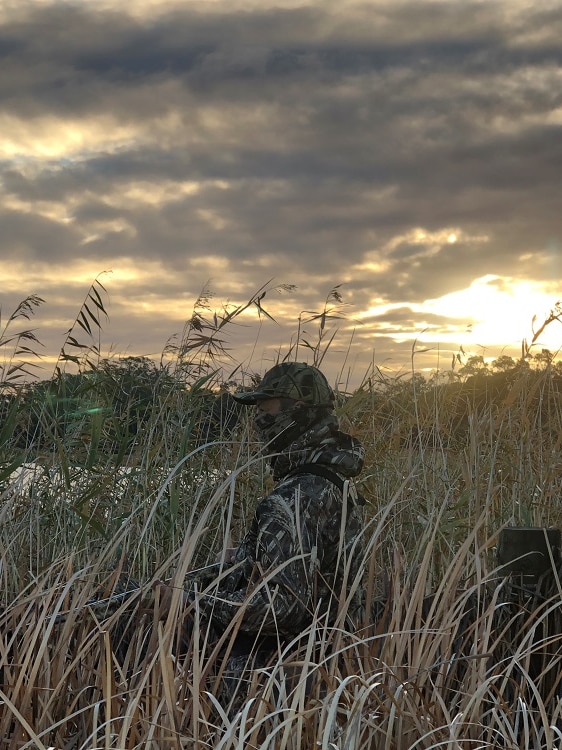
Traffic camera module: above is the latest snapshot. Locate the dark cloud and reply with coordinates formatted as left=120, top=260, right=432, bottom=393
left=0, top=208, right=82, bottom=261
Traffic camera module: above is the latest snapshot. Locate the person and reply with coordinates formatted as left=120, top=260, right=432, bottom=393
left=157, top=361, right=365, bottom=711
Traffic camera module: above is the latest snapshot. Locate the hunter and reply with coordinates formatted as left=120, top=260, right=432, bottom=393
left=157, top=362, right=365, bottom=706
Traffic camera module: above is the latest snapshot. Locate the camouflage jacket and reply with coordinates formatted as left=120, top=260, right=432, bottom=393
left=201, top=415, right=365, bottom=638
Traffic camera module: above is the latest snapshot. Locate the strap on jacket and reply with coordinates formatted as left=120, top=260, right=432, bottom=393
left=284, top=463, right=365, bottom=506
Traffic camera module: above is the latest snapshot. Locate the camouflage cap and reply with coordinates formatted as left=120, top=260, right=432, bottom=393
left=233, top=362, right=335, bottom=406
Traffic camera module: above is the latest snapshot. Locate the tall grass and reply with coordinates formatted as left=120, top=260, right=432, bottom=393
left=2, top=287, right=562, bottom=747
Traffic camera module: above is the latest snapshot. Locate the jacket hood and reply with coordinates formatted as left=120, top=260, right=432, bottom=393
left=270, top=414, right=364, bottom=481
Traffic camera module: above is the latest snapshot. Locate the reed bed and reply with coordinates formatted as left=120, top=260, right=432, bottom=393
left=3, top=500, right=562, bottom=748
left=2, top=289, right=562, bottom=748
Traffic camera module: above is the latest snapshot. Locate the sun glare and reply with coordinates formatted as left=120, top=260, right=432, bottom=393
left=423, top=275, right=562, bottom=351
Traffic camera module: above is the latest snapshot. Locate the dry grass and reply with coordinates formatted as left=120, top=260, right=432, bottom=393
left=3, top=292, right=562, bottom=748
left=3, top=454, right=562, bottom=748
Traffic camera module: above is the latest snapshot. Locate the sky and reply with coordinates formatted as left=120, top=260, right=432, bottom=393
left=1, top=0, right=562, bottom=390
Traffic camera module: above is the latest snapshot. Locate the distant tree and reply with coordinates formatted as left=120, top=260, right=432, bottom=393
left=458, top=355, right=489, bottom=378
left=492, top=355, right=516, bottom=372
left=410, top=372, right=429, bottom=393
left=532, top=348, right=555, bottom=369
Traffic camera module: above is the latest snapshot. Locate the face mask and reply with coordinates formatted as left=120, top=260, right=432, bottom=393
left=254, top=402, right=331, bottom=452
left=253, top=407, right=301, bottom=451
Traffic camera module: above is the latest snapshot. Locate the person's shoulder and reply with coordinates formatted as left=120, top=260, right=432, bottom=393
left=276, top=465, right=366, bottom=508
left=274, top=468, right=344, bottom=502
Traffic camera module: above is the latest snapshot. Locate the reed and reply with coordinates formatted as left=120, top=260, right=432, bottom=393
left=2, top=285, right=562, bottom=748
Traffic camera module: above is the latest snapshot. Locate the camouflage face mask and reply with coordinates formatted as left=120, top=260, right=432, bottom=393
left=253, top=407, right=299, bottom=451
left=254, top=403, right=329, bottom=452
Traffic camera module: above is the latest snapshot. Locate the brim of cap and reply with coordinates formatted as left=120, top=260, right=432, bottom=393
left=231, top=390, right=272, bottom=405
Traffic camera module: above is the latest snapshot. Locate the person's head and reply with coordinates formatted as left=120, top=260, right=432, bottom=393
left=232, top=362, right=335, bottom=450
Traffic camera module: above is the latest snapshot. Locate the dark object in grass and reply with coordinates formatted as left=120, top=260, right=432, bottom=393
left=497, top=526, right=561, bottom=579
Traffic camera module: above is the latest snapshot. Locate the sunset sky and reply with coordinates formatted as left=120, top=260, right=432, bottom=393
left=1, top=0, right=562, bottom=389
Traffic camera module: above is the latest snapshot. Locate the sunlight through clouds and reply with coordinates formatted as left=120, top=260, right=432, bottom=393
left=2, top=0, right=561, bottom=382
left=0, top=115, right=142, bottom=160
left=422, top=276, right=562, bottom=351
left=0, top=260, right=171, bottom=290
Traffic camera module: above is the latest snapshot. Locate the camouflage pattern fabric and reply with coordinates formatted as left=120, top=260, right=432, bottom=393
left=199, top=413, right=365, bottom=639
left=232, top=361, right=335, bottom=406
left=197, top=413, right=364, bottom=714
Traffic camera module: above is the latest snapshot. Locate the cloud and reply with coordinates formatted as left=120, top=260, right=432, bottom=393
left=1, top=0, right=562, bottom=383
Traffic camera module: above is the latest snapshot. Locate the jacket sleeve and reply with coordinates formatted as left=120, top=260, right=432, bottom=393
left=200, top=479, right=329, bottom=637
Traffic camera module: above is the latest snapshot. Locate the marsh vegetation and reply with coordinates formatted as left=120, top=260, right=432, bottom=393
left=2, top=283, right=562, bottom=748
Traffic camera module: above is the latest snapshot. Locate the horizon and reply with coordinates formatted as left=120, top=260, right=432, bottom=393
left=3, top=279, right=561, bottom=391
